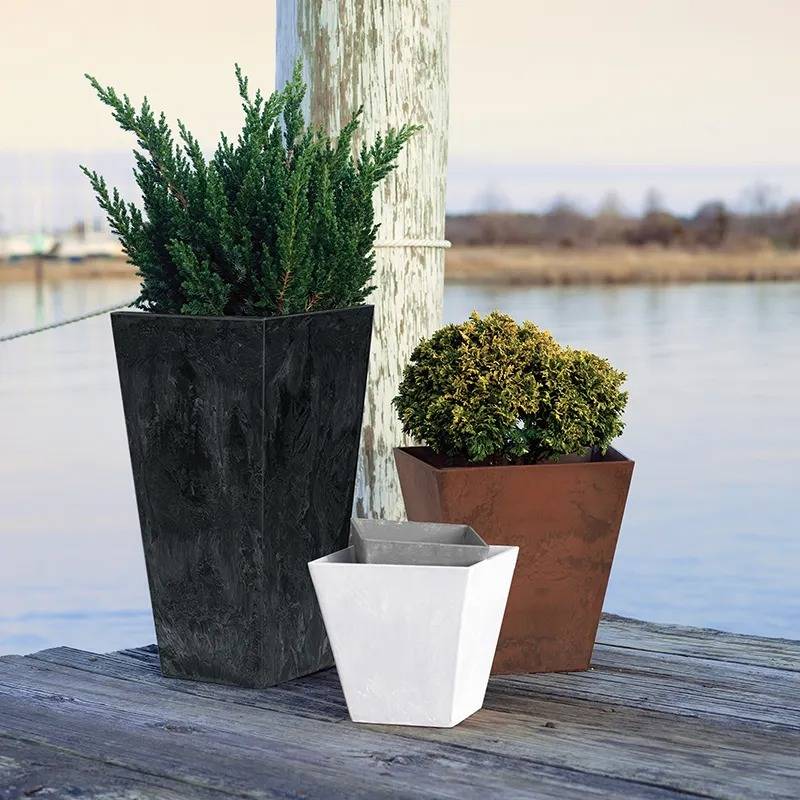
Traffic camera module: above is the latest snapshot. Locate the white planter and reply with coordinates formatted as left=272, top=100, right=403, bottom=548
left=308, top=545, right=518, bottom=727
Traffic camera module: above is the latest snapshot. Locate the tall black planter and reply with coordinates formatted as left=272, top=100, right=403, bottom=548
left=111, top=305, right=373, bottom=688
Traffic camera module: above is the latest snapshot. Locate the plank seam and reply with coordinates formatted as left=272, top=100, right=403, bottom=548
left=376, top=729, right=719, bottom=800
left=596, top=641, right=800, bottom=674
left=484, top=686, right=800, bottom=733
left=26, top=649, right=800, bottom=735
left=22, top=654, right=348, bottom=723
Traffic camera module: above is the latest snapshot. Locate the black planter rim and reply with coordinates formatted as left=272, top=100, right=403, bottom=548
left=111, top=304, right=373, bottom=324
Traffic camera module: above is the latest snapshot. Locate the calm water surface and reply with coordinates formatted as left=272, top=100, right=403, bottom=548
left=1, top=277, right=798, bottom=655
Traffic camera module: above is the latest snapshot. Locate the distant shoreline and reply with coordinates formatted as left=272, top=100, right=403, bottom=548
left=3, top=246, right=800, bottom=286
left=445, top=245, right=800, bottom=285
left=0, top=257, right=137, bottom=284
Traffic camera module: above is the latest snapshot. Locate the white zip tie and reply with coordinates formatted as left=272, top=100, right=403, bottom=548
left=373, top=239, right=451, bottom=249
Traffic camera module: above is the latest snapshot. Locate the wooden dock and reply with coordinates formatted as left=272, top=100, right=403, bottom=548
left=1, top=614, right=798, bottom=799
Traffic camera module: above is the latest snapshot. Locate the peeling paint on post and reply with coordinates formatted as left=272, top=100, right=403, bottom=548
left=277, top=0, right=449, bottom=520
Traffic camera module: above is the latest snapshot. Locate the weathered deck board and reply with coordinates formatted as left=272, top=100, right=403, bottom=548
left=0, top=736, right=227, bottom=800
left=597, top=614, right=800, bottom=671
left=1, top=615, right=798, bottom=799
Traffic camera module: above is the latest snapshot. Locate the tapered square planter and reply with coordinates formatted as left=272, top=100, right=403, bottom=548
left=111, top=306, right=373, bottom=688
left=309, top=544, right=517, bottom=727
left=395, top=446, right=634, bottom=675
left=349, top=518, right=489, bottom=566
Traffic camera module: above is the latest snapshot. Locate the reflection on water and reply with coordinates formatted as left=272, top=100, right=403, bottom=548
left=1, top=278, right=148, bottom=655
left=1, top=277, right=799, bottom=655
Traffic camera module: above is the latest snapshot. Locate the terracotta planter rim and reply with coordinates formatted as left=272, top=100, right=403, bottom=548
left=111, top=304, right=372, bottom=324
left=394, top=445, right=633, bottom=473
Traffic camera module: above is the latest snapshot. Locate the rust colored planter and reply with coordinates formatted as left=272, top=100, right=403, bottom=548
left=394, top=446, right=634, bottom=674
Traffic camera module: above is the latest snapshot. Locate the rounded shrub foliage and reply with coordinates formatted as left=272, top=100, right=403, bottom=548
left=393, top=311, right=628, bottom=464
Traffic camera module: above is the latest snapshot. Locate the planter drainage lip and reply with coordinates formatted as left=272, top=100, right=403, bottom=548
left=349, top=518, right=490, bottom=567
left=394, top=445, right=634, bottom=472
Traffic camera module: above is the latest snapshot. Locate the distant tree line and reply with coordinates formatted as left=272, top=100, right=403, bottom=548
left=447, top=194, right=800, bottom=250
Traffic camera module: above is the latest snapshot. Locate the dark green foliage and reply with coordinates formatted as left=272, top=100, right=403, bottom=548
left=82, top=63, right=419, bottom=316
left=393, top=311, right=628, bottom=464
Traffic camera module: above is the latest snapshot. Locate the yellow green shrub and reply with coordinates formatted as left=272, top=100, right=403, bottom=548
left=393, top=311, right=627, bottom=464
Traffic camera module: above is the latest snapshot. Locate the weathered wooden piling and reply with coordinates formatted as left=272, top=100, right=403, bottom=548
left=276, top=0, right=450, bottom=520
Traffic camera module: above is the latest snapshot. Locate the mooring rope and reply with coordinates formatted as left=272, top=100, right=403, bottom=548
left=0, top=298, right=137, bottom=342
left=373, top=239, right=451, bottom=249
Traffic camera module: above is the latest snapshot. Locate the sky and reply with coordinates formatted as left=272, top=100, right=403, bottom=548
left=1, top=0, right=799, bottom=224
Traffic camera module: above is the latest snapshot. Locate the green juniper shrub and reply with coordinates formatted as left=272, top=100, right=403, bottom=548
left=82, top=63, right=419, bottom=316
left=393, top=311, right=628, bottom=465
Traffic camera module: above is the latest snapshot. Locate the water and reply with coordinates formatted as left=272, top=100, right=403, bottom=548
left=1, top=277, right=798, bottom=655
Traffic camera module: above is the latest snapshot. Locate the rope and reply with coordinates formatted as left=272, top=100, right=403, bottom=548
left=374, top=239, right=451, bottom=249
left=0, top=299, right=137, bottom=342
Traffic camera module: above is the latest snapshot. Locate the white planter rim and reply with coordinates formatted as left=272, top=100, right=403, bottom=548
left=311, top=544, right=513, bottom=570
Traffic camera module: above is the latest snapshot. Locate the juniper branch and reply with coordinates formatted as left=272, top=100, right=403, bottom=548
left=83, top=62, right=419, bottom=316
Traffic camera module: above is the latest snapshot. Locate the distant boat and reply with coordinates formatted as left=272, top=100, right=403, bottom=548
left=0, top=232, right=124, bottom=262
left=56, top=233, right=124, bottom=261
left=0, top=234, right=58, bottom=260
